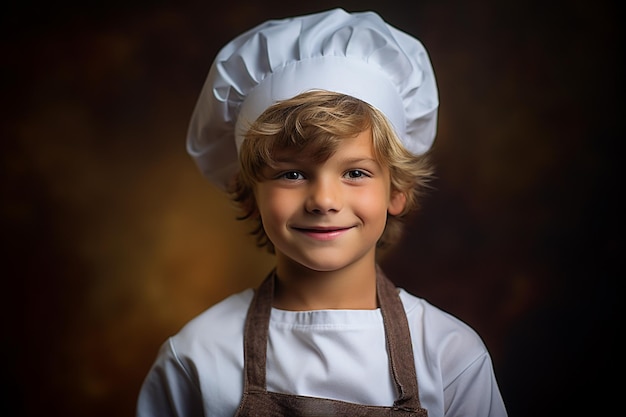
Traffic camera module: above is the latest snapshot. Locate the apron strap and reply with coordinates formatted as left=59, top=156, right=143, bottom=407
left=376, top=265, right=422, bottom=410
left=241, top=269, right=275, bottom=392
left=242, top=266, right=423, bottom=410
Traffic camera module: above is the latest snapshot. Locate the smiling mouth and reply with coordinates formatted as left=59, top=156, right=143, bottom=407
left=292, top=226, right=354, bottom=240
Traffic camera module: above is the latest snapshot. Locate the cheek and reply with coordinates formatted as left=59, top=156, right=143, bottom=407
left=352, top=186, right=391, bottom=219
left=256, top=186, right=296, bottom=223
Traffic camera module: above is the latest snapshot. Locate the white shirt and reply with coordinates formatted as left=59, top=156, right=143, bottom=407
left=137, top=287, right=507, bottom=417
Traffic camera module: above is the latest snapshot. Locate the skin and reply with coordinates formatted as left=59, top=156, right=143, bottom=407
left=254, top=129, right=406, bottom=311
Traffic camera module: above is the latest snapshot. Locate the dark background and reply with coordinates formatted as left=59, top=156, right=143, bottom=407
left=1, top=1, right=620, bottom=416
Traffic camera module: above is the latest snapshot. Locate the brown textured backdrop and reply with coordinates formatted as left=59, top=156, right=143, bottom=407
left=1, top=1, right=619, bottom=416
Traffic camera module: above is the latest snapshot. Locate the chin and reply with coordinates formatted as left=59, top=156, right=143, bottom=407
left=293, top=256, right=363, bottom=273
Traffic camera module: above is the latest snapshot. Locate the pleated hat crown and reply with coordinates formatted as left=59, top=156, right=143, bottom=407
left=187, top=8, right=439, bottom=190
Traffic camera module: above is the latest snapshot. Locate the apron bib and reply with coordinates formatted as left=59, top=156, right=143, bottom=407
left=235, top=267, right=428, bottom=416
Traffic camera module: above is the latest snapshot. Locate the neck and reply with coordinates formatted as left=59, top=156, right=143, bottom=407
left=272, top=256, right=378, bottom=311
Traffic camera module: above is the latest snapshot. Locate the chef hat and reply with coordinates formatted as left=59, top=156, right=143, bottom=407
left=187, top=8, right=439, bottom=190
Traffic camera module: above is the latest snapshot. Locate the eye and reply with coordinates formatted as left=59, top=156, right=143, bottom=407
left=280, top=171, right=304, bottom=180
left=345, top=169, right=369, bottom=179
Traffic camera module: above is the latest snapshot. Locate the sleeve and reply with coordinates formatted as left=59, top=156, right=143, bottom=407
left=136, top=338, right=205, bottom=417
left=443, top=352, right=508, bottom=417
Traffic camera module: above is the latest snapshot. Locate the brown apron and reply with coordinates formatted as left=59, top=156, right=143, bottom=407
left=235, top=267, right=428, bottom=416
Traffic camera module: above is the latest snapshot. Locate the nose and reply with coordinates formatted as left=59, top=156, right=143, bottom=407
left=305, top=178, right=342, bottom=214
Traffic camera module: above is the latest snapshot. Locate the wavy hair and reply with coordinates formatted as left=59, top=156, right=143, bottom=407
left=230, top=90, right=434, bottom=257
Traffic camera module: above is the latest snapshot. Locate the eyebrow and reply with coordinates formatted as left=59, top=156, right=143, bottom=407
left=340, top=157, right=378, bottom=165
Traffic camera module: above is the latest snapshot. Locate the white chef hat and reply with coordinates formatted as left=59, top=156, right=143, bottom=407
left=187, top=8, right=439, bottom=190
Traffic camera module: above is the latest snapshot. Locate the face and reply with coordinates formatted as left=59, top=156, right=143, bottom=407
left=254, top=129, right=406, bottom=273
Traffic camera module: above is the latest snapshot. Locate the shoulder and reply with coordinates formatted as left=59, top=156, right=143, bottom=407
left=154, top=288, right=253, bottom=411
left=170, top=288, right=254, bottom=359
left=399, top=289, right=508, bottom=416
left=400, top=289, right=485, bottom=347
left=138, top=289, right=254, bottom=417
left=399, top=289, right=489, bottom=377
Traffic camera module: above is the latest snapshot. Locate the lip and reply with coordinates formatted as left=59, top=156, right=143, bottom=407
left=292, top=226, right=354, bottom=241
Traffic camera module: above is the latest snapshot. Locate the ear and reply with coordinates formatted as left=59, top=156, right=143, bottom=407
left=388, top=191, right=407, bottom=216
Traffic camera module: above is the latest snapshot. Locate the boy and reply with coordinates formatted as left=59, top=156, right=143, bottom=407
left=137, top=8, right=507, bottom=417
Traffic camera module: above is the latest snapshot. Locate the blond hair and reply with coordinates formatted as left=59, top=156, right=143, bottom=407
left=230, top=90, right=434, bottom=256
